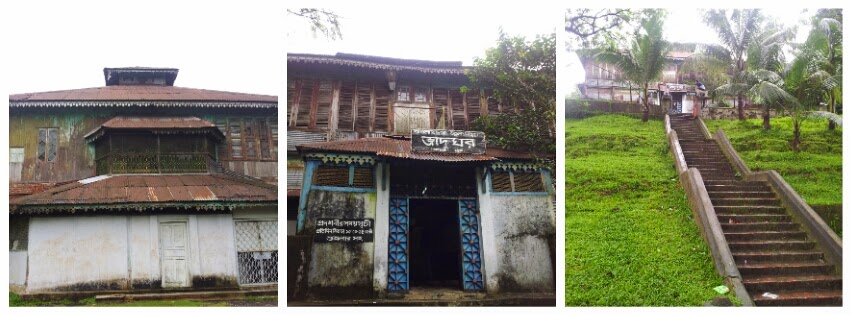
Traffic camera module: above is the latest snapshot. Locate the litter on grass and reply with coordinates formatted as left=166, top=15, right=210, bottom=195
left=713, top=285, right=729, bottom=295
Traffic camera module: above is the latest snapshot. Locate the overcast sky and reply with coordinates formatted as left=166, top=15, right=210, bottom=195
left=286, top=5, right=560, bottom=65
left=563, top=8, right=818, bottom=95
left=2, top=1, right=283, bottom=96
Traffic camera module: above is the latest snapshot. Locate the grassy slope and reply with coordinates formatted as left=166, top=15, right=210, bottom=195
left=565, top=114, right=735, bottom=306
left=703, top=117, right=842, bottom=206
left=704, top=117, right=842, bottom=236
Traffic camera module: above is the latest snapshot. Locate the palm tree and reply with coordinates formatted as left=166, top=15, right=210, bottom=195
left=594, top=13, right=671, bottom=122
left=744, top=19, right=796, bottom=129
left=702, top=9, right=763, bottom=120
left=809, top=10, right=842, bottom=130
left=784, top=44, right=843, bottom=150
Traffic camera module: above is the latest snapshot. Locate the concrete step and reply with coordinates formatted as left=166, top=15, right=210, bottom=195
left=743, top=275, right=842, bottom=293
left=721, top=222, right=801, bottom=232
left=714, top=206, right=787, bottom=215
left=738, top=261, right=834, bottom=277
left=724, top=231, right=807, bottom=242
left=717, top=213, right=791, bottom=223
left=728, top=240, right=816, bottom=252
left=705, top=184, right=773, bottom=192
left=712, top=198, right=781, bottom=206
left=750, top=290, right=842, bottom=306
left=703, top=179, right=769, bottom=187
left=709, top=191, right=777, bottom=199
left=733, top=250, right=824, bottom=264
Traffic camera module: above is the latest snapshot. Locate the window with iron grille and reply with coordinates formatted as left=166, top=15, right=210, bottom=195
left=9, top=217, right=28, bottom=251
left=234, top=220, right=278, bottom=284
left=491, top=169, right=546, bottom=193
left=312, top=164, right=375, bottom=189
left=37, top=128, right=58, bottom=162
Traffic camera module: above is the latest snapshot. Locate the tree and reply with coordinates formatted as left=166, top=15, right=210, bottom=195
left=702, top=9, right=764, bottom=120
left=565, top=9, right=633, bottom=49
left=783, top=42, right=843, bottom=150
left=594, top=12, right=671, bottom=122
left=287, top=8, right=343, bottom=40
left=740, top=19, right=796, bottom=129
left=467, top=31, right=556, bottom=167
left=807, top=9, right=843, bottom=130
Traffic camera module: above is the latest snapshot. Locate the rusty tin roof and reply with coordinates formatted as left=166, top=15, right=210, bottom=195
left=9, top=85, right=277, bottom=104
left=11, top=174, right=277, bottom=214
left=84, top=116, right=224, bottom=141
left=287, top=53, right=469, bottom=75
left=296, top=136, right=540, bottom=162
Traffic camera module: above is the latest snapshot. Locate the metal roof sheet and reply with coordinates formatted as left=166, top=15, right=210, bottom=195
left=9, top=85, right=277, bottom=103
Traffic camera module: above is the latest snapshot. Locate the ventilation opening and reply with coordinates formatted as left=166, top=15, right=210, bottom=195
left=312, top=165, right=349, bottom=187
left=409, top=199, right=461, bottom=289
left=491, top=171, right=512, bottom=192
left=513, top=172, right=545, bottom=192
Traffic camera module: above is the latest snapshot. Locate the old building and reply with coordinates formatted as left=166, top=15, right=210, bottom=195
left=287, top=53, right=555, bottom=300
left=577, top=45, right=712, bottom=113
left=9, top=67, right=279, bottom=293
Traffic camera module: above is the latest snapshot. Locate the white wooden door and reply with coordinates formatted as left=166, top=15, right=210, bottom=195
left=160, top=222, right=190, bottom=288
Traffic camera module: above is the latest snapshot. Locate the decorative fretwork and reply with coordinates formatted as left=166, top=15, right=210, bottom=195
left=387, top=198, right=409, bottom=291
left=97, top=153, right=210, bottom=174
left=490, top=162, right=544, bottom=172
left=304, top=153, right=375, bottom=166
left=459, top=200, right=484, bottom=291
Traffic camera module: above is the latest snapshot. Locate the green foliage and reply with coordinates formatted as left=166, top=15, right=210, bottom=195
left=566, top=115, right=735, bottom=306
left=704, top=118, right=842, bottom=208
left=468, top=31, right=556, bottom=165
left=287, top=8, right=343, bottom=40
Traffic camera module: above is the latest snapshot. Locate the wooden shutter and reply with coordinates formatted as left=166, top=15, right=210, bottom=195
left=466, top=90, right=482, bottom=124
left=287, top=80, right=296, bottom=125
left=312, top=165, right=350, bottom=187
left=295, top=80, right=313, bottom=128
left=269, top=116, right=278, bottom=158
left=513, top=172, right=545, bottom=192
left=491, top=171, right=512, bottom=192
left=315, top=80, right=333, bottom=129
left=355, top=82, right=372, bottom=132
left=449, top=88, right=466, bottom=129
left=432, top=88, right=449, bottom=128
left=485, top=89, right=501, bottom=115
left=352, top=167, right=374, bottom=188
left=337, top=81, right=356, bottom=131
left=374, top=85, right=391, bottom=132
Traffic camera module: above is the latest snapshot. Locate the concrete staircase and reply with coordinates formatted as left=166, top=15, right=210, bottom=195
left=669, top=114, right=842, bottom=306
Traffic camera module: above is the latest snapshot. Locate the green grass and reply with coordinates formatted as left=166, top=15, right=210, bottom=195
left=9, top=292, right=274, bottom=307
left=566, top=114, right=737, bottom=306
left=704, top=117, right=841, bottom=235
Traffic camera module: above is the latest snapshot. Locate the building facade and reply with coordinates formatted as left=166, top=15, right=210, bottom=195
left=9, top=67, right=279, bottom=293
left=287, top=53, right=555, bottom=300
left=577, top=47, right=711, bottom=113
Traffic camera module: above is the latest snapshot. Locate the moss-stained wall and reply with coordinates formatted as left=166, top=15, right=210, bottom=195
left=489, top=195, right=555, bottom=292
left=9, top=107, right=277, bottom=183
left=302, top=190, right=377, bottom=299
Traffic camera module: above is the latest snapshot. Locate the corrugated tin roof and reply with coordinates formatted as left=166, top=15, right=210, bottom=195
left=83, top=116, right=224, bottom=141
left=287, top=53, right=469, bottom=75
left=296, top=136, right=540, bottom=162
left=11, top=174, right=277, bottom=214
left=9, top=85, right=277, bottom=103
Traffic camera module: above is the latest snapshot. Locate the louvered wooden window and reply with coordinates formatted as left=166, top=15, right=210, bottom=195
left=355, top=82, right=373, bottom=132
left=491, top=171, right=513, bottom=192
left=37, top=128, right=58, bottom=162
left=374, top=85, right=391, bottom=132
left=449, top=88, right=466, bottom=129
left=338, top=81, right=356, bottom=131
left=223, top=117, right=277, bottom=161
left=287, top=79, right=334, bottom=130
left=466, top=90, right=482, bottom=124
left=315, top=81, right=333, bottom=129
left=432, top=88, right=449, bottom=127
left=492, top=170, right=546, bottom=193
left=312, top=165, right=375, bottom=189
left=295, top=81, right=313, bottom=128
left=312, top=165, right=350, bottom=187
left=352, top=167, right=375, bottom=188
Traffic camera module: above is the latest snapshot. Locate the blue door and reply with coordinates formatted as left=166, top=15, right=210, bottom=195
left=387, top=198, right=409, bottom=291
left=459, top=200, right=484, bottom=291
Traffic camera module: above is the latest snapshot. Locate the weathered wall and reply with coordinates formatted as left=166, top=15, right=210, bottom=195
left=26, top=214, right=244, bottom=292
left=303, top=190, right=377, bottom=299
left=487, top=195, right=555, bottom=293
left=701, top=107, right=778, bottom=120
left=10, top=108, right=278, bottom=184
left=9, top=251, right=27, bottom=288
left=28, top=216, right=130, bottom=292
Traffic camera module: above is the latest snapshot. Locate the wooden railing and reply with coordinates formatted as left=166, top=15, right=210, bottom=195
left=95, top=152, right=212, bottom=174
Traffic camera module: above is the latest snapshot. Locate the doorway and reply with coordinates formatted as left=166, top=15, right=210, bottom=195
left=160, top=221, right=190, bottom=288
left=408, top=199, right=461, bottom=289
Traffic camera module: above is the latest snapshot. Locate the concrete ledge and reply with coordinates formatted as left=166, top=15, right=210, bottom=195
left=697, top=117, right=713, bottom=139
left=713, top=129, right=751, bottom=176
left=96, top=288, right=277, bottom=302
left=20, top=285, right=275, bottom=302
left=665, top=115, right=687, bottom=174
left=679, top=169, right=753, bottom=306
left=749, top=170, right=843, bottom=274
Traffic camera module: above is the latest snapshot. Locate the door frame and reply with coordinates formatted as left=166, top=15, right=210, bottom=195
left=158, top=217, right=190, bottom=289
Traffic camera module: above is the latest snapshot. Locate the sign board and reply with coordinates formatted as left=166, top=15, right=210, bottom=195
left=411, top=129, right=486, bottom=154
left=667, top=84, right=686, bottom=92
left=314, top=218, right=374, bottom=243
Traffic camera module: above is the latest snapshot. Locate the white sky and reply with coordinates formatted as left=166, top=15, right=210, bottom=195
left=2, top=0, right=283, bottom=96
left=287, top=4, right=560, bottom=65
left=563, top=8, right=819, bottom=95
